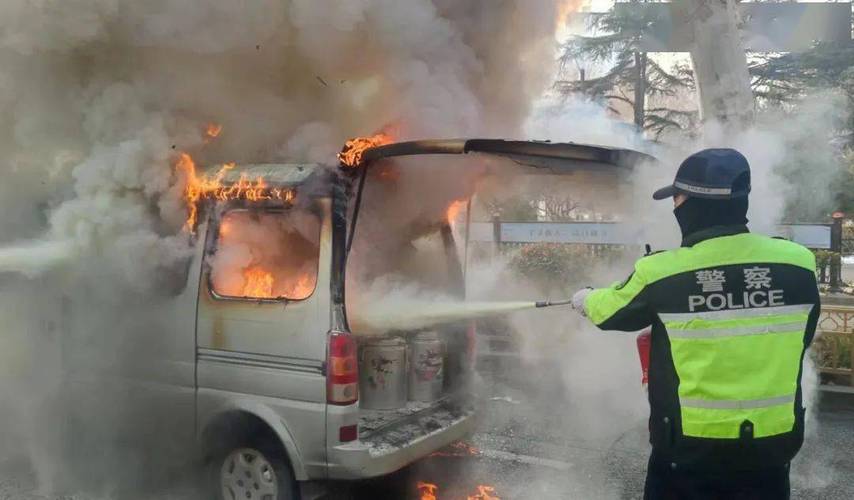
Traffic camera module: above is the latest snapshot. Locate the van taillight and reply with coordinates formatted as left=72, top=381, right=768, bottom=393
left=327, top=332, right=358, bottom=405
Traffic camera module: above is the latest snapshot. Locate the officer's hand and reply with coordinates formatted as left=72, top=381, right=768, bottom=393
left=571, top=287, right=593, bottom=317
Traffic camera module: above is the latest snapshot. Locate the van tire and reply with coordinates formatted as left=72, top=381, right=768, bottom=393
left=209, top=438, right=298, bottom=500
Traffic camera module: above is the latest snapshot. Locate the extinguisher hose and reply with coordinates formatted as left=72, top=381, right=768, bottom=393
left=534, top=298, right=573, bottom=308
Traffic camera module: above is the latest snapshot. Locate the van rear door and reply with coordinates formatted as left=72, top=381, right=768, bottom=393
left=358, top=138, right=654, bottom=173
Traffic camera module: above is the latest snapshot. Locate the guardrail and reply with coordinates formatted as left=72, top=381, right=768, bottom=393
left=814, top=304, right=854, bottom=386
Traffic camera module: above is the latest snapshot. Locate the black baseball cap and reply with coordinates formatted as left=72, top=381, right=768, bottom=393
left=653, top=148, right=752, bottom=200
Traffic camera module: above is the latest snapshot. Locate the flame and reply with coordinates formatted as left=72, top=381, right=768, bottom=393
left=216, top=224, right=317, bottom=300
left=338, top=132, right=393, bottom=168
left=287, top=273, right=315, bottom=298
left=446, top=199, right=467, bottom=225
left=242, top=266, right=275, bottom=298
left=205, top=123, right=223, bottom=139
left=417, top=481, right=438, bottom=500
left=176, top=152, right=295, bottom=233
left=467, top=485, right=500, bottom=500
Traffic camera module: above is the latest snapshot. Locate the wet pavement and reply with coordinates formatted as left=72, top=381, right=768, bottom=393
left=1, top=384, right=853, bottom=499
left=346, top=382, right=854, bottom=500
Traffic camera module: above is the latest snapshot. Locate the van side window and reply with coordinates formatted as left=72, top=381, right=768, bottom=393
left=209, top=209, right=320, bottom=300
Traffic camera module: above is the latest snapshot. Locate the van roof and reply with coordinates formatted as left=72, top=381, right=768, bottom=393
left=204, top=163, right=322, bottom=187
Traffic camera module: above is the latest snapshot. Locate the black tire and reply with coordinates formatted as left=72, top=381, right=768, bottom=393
left=209, top=437, right=299, bottom=500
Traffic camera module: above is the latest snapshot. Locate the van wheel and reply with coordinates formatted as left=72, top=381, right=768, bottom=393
left=212, top=444, right=297, bottom=500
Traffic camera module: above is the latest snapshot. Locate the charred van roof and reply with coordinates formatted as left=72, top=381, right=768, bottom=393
left=204, top=163, right=322, bottom=186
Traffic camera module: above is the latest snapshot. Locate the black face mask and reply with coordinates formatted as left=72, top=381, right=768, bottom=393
left=673, top=196, right=749, bottom=241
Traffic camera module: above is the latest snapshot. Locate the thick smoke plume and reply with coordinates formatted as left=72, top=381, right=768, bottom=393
left=0, top=0, right=561, bottom=284
left=0, top=0, right=562, bottom=494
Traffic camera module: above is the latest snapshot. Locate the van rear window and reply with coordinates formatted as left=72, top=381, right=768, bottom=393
left=209, top=209, right=320, bottom=300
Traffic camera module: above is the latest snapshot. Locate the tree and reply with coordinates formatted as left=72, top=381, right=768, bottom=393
left=749, top=42, right=854, bottom=216
left=679, top=0, right=754, bottom=126
left=837, top=150, right=854, bottom=216
left=750, top=42, right=854, bottom=140
left=556, top=2, right=697, bottom=139
left=481, top=196, right=538, bottom=222
left=537, top=194, right=580, bottom=222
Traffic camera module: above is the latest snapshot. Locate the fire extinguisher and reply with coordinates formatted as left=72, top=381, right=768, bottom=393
left=636, top=244, right=654, bottom=391
left=636, top=328, right=651, bottom=390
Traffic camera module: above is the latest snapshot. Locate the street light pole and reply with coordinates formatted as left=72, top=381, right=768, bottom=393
left=830, top=211, right=845, bottom=293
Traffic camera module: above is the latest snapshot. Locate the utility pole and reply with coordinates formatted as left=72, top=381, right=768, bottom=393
left=830, top=211, right=845, bottom=293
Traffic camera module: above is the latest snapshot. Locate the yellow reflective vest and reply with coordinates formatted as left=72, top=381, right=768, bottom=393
left=584, top=225, right=820, bottom=470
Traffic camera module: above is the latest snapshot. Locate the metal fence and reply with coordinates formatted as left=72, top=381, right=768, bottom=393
left=814, top=305, right=854, bottom=387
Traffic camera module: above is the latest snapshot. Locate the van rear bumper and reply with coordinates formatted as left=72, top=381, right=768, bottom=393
left=326, top=402, right=475, bottom=479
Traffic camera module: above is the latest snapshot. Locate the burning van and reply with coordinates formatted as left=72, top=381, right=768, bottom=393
left=60, top=138, right=649, bottom=499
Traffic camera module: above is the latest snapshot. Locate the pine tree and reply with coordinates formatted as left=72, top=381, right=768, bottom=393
left=556, top=3, right=697, bottom=139
left=750, top=42, right=854, bottom=139
left=750, top=42, right=854, bottom=215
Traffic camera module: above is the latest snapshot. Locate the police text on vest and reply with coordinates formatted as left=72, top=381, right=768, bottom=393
left=689, top=290, right=785, bottom=311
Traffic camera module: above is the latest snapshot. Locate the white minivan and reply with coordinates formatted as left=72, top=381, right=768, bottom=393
left=60, top=139, right=648, bottom=499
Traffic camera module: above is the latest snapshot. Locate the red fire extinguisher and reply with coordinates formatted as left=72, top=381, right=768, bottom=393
left=636, top=328, right=651, bottom=389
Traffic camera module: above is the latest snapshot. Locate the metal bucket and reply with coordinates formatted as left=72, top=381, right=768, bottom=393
left=408, top=331, right=445, bottom=402
left=359, top=337, right=407, bottom=410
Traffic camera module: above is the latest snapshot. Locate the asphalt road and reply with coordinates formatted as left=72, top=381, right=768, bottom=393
left=1, top=385, right=853, bottom=500
left=347, top=385, right=854, bottom=500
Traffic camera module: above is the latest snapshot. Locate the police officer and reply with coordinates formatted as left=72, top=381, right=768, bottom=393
left=572, top=149, right=820, bottom=500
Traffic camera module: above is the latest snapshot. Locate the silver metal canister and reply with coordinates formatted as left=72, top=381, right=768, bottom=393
left=408, top=331, right=445, bottom=402
left=359, top=337, right=407, bottom=410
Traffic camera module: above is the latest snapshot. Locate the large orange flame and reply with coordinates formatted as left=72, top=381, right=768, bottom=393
left=467, top=485, right=500, bottom=500
left=176, top=152, right=295, bottom=233
left=242, top=266, right=275, bottom=297
left=338, top=132, right=393, bottom=168
left=216, top=214, right=317, bottom=300
left=416, top=481, right=438, bottom=500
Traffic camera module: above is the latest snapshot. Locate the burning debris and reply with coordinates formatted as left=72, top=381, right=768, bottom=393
left=467, top=485, right=500, bottom=500
left=338, top=132, right=394, bottom=168
left=416, top=481, right=501, bottom=500
left=204, top=122, right=223, bottom=140
left=417, top=481, right=438, bottom=500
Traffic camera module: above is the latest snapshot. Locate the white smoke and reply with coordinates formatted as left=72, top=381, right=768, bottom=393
left=0, top=0, right=563, bottom=495
left=0, top=0, right=562, bottom=284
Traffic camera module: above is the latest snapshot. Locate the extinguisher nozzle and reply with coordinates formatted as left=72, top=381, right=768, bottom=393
left=535, top=299, right=572, bottom=308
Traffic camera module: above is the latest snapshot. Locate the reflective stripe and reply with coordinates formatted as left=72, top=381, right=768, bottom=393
left=673, top=181, right=732, bottom=196
left=659, top=304, right=813, bottom=323
left=667, top=321, right=807, bottom=339
left=680, top=394, right=795, bottom=410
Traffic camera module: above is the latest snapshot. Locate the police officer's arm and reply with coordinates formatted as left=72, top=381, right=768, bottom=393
left=583, top=262, right=654, bottom=332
